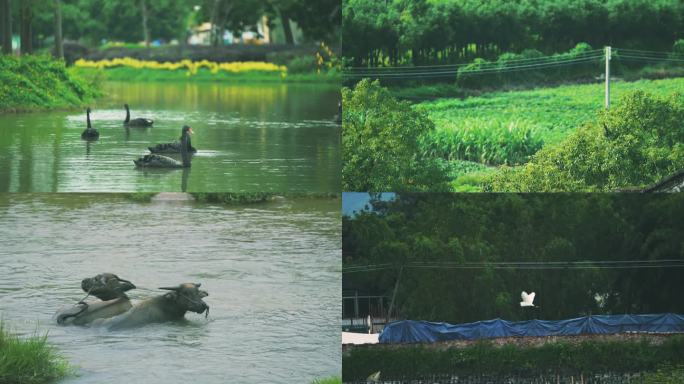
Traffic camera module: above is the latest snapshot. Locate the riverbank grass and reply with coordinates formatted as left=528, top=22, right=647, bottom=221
left=0, top=322, right=72, bottom=384
left=0, top=55, right=99, bottom=113
left=312, top=377, right=341, bottom=384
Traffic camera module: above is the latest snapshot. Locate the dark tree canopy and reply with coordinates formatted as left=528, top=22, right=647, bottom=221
left=343, top=194, right=684, bottom=323
left=343, top=0, right=684, bottom=67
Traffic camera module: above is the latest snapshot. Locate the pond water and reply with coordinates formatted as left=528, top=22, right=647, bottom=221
left=0, top=82, right=340, bottom=192
left=0, top=194, right=341, bottom=383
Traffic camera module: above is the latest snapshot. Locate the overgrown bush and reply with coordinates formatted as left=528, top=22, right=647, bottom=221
left=342, top=79, right=450, bottom=191
left=486, top=91, right=684, bottom=191
left=342, top=337, right=684, bottom=381
left=286, top=56, right=318, bottom=74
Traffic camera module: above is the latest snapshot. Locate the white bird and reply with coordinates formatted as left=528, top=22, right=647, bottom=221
left=520, top=291, right=536, bottom=307
left=367, top=371, right=381, bottom=383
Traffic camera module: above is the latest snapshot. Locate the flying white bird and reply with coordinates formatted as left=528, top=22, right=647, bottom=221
left=520, top=291, right=536, bottom=307
left=367, top=371, right=381, bottom=383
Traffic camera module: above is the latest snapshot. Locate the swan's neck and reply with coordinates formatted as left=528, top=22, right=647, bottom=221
left=87, top=111, right=92, bottom=128
left=180, top=134, right=190, bottom=167
left=124, top=106, right=130, bottom=123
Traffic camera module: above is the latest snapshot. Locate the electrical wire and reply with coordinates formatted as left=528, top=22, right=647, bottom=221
left=343, top=55, right=603, bottom=79
left=344, top=54, right=603, bottom=76
left=344, top=49, right=605, bottom=71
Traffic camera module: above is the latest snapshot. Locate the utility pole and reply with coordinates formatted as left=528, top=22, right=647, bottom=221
left=386, top=265, right=403, bottom=321
left=605, top=46, right=611, bottom=109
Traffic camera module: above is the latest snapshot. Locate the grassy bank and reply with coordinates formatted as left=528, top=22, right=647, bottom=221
left=343, top=336, right=684, bottom=381
left=0, top=322, right=71, bottom=383
left=0, top=55, right=99, bottom=113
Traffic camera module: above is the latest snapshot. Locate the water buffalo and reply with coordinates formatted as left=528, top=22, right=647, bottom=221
left=55, top=273, right=136, bottom=325
left=91, top=283, right=209, bottom=330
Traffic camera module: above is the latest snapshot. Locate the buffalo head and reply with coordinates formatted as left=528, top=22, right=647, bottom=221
left=81, top=273, right=136, bottom=301
left=159, top=283, right=209, bottom=316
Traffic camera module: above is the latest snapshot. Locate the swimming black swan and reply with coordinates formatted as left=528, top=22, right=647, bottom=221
left=134, top=125, right=193, bottom=168
left=148, top=128, right=197, bottom=154
left=81, top=107, right=99, bottom=140
left=124, top=104, right=154, bottom=127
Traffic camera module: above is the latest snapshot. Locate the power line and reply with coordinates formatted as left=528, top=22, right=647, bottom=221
left=343, top=55, right=603, bottom=79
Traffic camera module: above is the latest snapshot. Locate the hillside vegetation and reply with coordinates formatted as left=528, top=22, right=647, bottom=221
left=0, top=55, right=99, bottom=112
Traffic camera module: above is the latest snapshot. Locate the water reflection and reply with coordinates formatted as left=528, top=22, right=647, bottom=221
left=0, top=82, right=340, bottom=192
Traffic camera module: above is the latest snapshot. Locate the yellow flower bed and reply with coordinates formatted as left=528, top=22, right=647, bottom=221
left=74, top=57, right=287, bottom=76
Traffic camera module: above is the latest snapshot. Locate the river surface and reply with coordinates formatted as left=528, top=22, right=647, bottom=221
left=0, top=194, right=341, bottom=383
left=0, top=82, right=340, bottom=192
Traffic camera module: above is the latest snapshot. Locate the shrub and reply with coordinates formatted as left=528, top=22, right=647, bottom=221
left=342, top=337, right=684, bottom=381
left=486, top=91, right=684, bottom=191
left=286, top=55, right=318, bottom=74
left=342, top=79, right=450, bottom=191
left=672, top=39, right=684, bottom=56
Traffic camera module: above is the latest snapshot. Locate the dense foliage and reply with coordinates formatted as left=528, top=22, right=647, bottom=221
left=342, top=337, right=684, bottom=381
left=343, top=0, right=684, bottom=67
left=12, top=0, right=339, bottom=53
left=0, top=55, right=98, bottom=111
left=342, top=79, right=450, bottom=191
left=487, top=91, right=684, bottom=191
left=343, top=194, right=684, bottom=323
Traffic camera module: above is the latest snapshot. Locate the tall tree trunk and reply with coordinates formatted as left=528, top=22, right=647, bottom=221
left=210, top=0, right=222, bottom=47
left=1, top=0, right=11, bottom=54
left=140, top=0, right=150, bottom=48
left=53, top=0, right=63, bottom=59
left=20, top=0, right=32, bottom=54
left=279, top=9, right=294, bottom=45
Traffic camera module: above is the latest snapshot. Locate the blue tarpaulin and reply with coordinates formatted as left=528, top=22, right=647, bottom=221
left=379, top=313, right=684, bottom=343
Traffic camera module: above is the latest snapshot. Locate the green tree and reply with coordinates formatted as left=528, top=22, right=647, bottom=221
left=342, top=79, right=450, bottom=191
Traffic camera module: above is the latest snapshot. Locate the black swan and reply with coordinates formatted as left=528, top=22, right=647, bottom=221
left=124, top=104, right=154, bottom=127
left=148, top=128, right=197, bottom=154
left=81, top=107, right=99, bottom=140
left=134, top=125, right=193, bottom=168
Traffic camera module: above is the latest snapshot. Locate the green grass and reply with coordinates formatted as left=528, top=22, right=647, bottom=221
left=311, top=377, right=341, bottom=384
left=72, top=67, right=340, bottom=84
left=0, top=322, right=72, bottom=384
left=413, top=77, right=684, bottom=189
left=0, top=55, right=100, bottom=113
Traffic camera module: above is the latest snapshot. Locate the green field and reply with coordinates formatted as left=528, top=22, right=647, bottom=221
left=414, top=77, right=684, bottom=190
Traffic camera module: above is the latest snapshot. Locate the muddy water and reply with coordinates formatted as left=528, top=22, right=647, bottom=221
left=0, top=194, right=341, bottom=383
